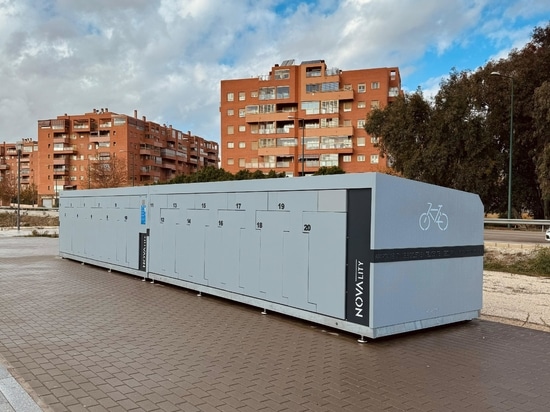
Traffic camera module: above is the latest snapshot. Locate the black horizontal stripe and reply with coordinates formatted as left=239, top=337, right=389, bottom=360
left=372, top=245, right=484, bottom=263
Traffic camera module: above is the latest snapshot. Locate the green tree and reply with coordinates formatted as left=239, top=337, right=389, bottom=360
left=20, top=183, right=38, bottom=205
left=366, top=22, right=550, bottom=217
left=313, top=166, right=345, bottom=175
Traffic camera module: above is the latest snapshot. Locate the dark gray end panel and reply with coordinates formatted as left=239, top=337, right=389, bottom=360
left=345, top=189, right=372, bottom=326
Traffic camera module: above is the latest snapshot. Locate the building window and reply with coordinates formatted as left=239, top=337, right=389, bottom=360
left=357, top=155, right=366, bottom=162
left=227, top=158, right=234, bottom=165
left=343, top=155, right=351, bottom=163
left=227, top=126, right=234, bottom=135
left=357, top=101, right=366, bottom=109
left=227, top=92, right=234, bottom=102
left=301, top=101, right=320, bottom=115
left=239, top=158, right=245, bottom=167
left=239, top=92, right=245, bottom=101
left=358, top=83, right=366, bottom=93
left=320, top=154, right=338, bottom=167
left=343, top=102, right=352, bottom=112
left=274, top=69, right=290, bottom=80
left=239, top=109, right=245, bottom=117
left=371, top=81, right=380, bottom=90
left=371, top=136, right=379, bottom=144
left=276, top=86, right=290, bottom=99
left=238, top=125, right=246, bottom=132
left=371, top=100, right=380, bottom=109
left=343, top=119, right=352, bottom=127
left=251, top=141, right=258, bottom=150
left=227, top=109, right=234, bottom=116
left=357, top=119, right=366, bottom=128
left=227, top=142, right=234, bottom=148
left=239, top=142, right=246, bottom=148
left=251, top=90, right=258, bottom=98
left=306, top=83, right=321, bottom=93
left=370, top=154, right=379, bottom=164
left=357, top=137, right=366, bottom=147
left=246, top=105, right=259, bottom=114
left=390, top=70, right=396, bottom=80
left=321, top=100, right=338, bottom=114
left=344, top=84, right=352, bottom=90
left=259, top=87, right=275, bottom=100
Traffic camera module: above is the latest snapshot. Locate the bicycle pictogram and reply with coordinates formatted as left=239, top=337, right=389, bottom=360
left=419, top=202, right=448, bottom=231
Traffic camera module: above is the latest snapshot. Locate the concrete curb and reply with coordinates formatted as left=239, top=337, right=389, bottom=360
left=0, top=366, right=42, bottom=412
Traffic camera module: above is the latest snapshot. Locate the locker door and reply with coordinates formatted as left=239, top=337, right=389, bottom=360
left=179, top=209, right=210, bottom=283
left=256, top=210, right=290, bottom=304
left=303, top=211, right=347, bottom=318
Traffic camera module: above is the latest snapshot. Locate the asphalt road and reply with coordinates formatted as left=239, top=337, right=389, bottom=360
left=484, top=228, right=548, bottom=244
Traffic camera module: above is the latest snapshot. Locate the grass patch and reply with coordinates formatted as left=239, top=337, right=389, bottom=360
left=0, top=211, right=59, bottom=227
left=484, top=247, right=550, bottom=277
left=28, top=229, right=59, bottom=238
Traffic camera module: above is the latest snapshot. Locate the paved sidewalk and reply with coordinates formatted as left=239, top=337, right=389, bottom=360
left=1, top=237, right=550, bottom=411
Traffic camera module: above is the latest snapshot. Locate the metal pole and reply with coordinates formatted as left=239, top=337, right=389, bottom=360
left=132, top=153, right=135, bottom=186
left=17, top=147, right=21, bottom=231
left=301, top=120, right=305, bottom=176
left=508, top=78, right=514, bottom=222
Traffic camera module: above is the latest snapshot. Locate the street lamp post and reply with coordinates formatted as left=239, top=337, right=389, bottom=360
left=15, top=141, right=22, bottom=232
left=288, top=116, right=305, bottom=176
left=491, top=71, right=514, bottom=223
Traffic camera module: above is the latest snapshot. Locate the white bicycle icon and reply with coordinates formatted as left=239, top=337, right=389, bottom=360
left=419, top=203, right=448, bottom=231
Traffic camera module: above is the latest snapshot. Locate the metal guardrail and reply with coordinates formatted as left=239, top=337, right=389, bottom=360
left=484, top=218, right=550, bottom=226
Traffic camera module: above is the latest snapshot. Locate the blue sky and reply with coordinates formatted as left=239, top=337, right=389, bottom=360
left=0, top=0, right=549, bottom=143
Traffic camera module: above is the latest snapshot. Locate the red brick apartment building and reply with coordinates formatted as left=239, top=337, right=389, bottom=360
left=0, top=139, right=38, bottom=205
left=34, top=109, right=219, bottom=205
left=220, top=59, right=401, bottom=176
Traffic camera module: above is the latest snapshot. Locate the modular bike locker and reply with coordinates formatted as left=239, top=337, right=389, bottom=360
left=59, top=173, right=484, bottom=339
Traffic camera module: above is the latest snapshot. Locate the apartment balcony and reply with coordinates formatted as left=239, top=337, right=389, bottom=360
left=53, top=134, right=70, bottom=143
left=0, top=163, right=8, bottom=170
left=245, top=162, right=277, bottom=169
left=20, top=156, right=31, bottom=163
left=161, top=148, right=176, bottom=160
left=206, top=153, right=218, bottom=162
left=20, top=169, right=31, bottom=176
left=161, top=161, right=176, bottom=170
left=258, top=146, right=297, bottom=157
left=89, top=133, right=110, bottom=143
left=53, top=146, right=76, bottom=154
left=206, top=146, right=218, bottom=155
left=73, top=122, right=89, bottom=130
left=318, top=89, right=354, bottom=101
left=140, top=147, right=161, bottom=156
left=246, top=111, right=297, bottom=124
left=314, top=125, right=354, bottom=137
left=53, top=157, right=69, bottom=165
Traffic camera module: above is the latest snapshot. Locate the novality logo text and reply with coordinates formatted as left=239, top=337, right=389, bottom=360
left=355, top=259, right=364, bottom=318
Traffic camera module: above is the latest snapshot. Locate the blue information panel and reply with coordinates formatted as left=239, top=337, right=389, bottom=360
left=140, top=204, right=147, bottom=225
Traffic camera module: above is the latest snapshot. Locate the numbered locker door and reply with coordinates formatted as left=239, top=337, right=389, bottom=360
left=152, top=207, right=180, bottom=277
left=256, top=210, right=291, bottom=304
left=223, top=192, right=267, bottom=294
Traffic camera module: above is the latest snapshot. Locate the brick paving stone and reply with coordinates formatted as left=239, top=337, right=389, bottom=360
left=2, top=238, right=550, bottom=412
